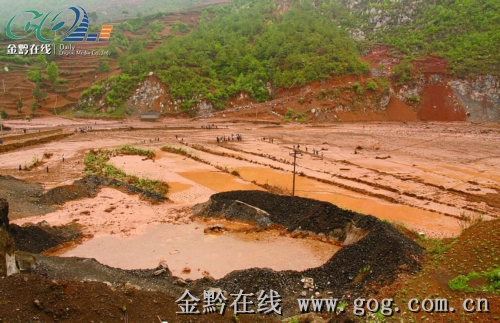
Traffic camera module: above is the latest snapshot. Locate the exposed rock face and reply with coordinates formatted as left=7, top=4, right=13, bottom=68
left=344, top=0, right=421, bottom=33
left=449, top=75, right=500, bottom=121
left=128, top=75, right=168, bottom=115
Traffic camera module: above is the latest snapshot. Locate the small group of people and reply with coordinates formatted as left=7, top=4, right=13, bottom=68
left=312, top=148, right=323, bottom=157
left=150, top=138, right=160, bottom=142
left=175, top=134, right=184, bottom=142
left=216, top=133, right=242, bottom=143
left=75, top=126, right=92, bottom=133
left=262, top=137, right=274, bottom=143
left=291, top=144, right=324, bottom=158
left=201, top=124, right=218, bottom=130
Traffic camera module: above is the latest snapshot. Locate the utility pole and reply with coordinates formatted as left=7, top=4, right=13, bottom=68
left=289, top=147, right=302, bottom=196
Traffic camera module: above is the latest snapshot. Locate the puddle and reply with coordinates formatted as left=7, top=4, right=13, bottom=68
left=178, top=170, right=263, bottom=192
left=235, top=167, right=461, bottom=238
left=167, top=182, right=193, bottom=195
left=60, top=220, right=339, bottom=279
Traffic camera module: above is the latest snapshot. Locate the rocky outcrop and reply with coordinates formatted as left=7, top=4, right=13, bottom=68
left=343, top=0, right=421, bottom=33
left=128, top=74, right=169, bottom=115
left=449, top=75, right=500, bottom=121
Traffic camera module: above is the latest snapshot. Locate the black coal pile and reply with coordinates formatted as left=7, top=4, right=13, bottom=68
left=193, top=191, right=423, bottom=300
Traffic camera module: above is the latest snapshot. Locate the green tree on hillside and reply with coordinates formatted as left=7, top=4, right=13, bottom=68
left=116, top=0, right=368, bottom=111
left=17, top=99, right=23, bottom=114
left=99, top=62, right=110, bottom=73
left=27, top=70, right=42, bottom=83
left=46, top=62, right=59, bottom=84
left=33, top=83, right=47, bottom=102
left=30, top=102, right=38, bottom=116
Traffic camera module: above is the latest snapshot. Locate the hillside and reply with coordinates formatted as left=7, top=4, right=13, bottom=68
left=0, top=0, right=499, bottom=122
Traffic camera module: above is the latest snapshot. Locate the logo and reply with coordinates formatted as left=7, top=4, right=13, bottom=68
left=6, top=6, right=112, bottom=43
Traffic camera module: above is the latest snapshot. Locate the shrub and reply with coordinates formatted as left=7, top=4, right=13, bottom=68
left=27, top=70, right=42, bottom=83
left=408, top=95, right=421, bottom=102
left=366, top=80, right=378, bottom=91
left=449, top=275, right=470, bottom=291
left=351, top=82, right=364, bottom=95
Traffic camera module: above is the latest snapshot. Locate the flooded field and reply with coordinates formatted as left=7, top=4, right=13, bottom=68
left=3, top=118, right=500, bottom=275
left=61, top=220, right=340, bottom=279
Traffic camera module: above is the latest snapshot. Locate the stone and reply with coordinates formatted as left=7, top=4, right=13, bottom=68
left=158, top=261, right=168, bottom=269
left=36, top=220, right=51, bottom=229
left=0, top=228, right=17, bottom=277
left=154, top=268, right=166, bottom=276
left=302, top=277, right=314, bottom=289
left=175, top=278, right=187, bottom=286
left=103, top=281, right=115, bottom=291
left=124, top=282, right=142, bottom=291
left=203, top=275, right=215, bottom=282
left=14, top=251, right=37, bottom=271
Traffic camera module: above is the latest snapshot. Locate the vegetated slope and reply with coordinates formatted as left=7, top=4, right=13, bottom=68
left=345, top=0, right=500, bottom=77
left=0, top=9, right=206, bottom=118
left=79, top=0, right=369, bottom=115
left=3, top=0, right=498, bottom=121
left=76, top=0, right=499, bottom=120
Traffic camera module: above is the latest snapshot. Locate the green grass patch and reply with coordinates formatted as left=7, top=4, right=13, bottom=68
left=117, top=144, right=155, bottom=159
left=84, top=148, right=168, bottom=197
left=449, top=267, right=500, bottom=294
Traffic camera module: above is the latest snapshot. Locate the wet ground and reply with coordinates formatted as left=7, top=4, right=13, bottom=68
left=61, top=220, right=340, bottom=279
left=3, top=117, right=500, bottom=271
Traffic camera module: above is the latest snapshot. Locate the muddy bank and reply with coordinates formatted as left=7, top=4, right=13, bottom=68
left=9, top=222, right=83, bottom=254
left=0, top=175, right=55, bottom=219
left=0, top=175, right=166, bottom=220
left=0, top=133, right=74, bottom=154
left=41, top=175, right=167, bottom=205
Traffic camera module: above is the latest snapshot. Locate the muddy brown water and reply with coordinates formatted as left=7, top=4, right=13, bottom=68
left=111, top=154, right=462, bottom=237
left=234, top=167, right=461, bottom=237
left=61, top=220, right=340, bottom=279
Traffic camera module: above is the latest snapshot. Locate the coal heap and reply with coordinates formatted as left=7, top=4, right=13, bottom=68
left=194, top=190, right=424, bottom=298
